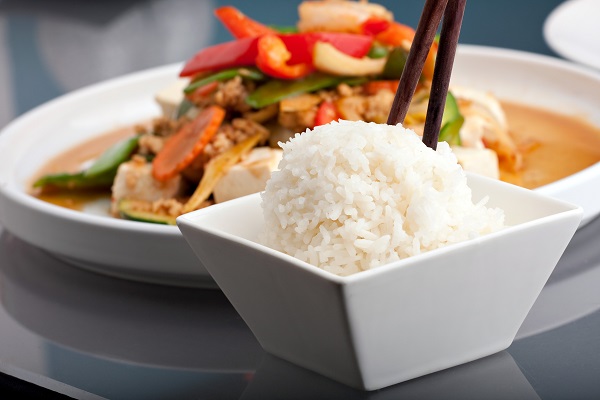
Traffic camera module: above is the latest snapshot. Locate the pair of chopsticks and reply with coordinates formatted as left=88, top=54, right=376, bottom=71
left=387, top=0, right=467, bottom=150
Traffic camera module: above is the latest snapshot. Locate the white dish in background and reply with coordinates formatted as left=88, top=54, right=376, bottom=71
left=0, top=45, right=600, bottom=287
left=544, top=0, right=600, bottom=70
left=177, top=175, right=582, bottom=390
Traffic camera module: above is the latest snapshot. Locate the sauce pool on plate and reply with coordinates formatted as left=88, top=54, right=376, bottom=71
left=29, top=125, right=141, bottom=212
left=500, top=101, right=600, bottom=188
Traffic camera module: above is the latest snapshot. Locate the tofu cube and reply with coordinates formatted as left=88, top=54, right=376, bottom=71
left=451, top=146, right=500, bottom=179
left=154, top=79, right=189, bottom=118
left=111, top=158, right=182, bottom=213
left=213, top=147, right=283, bottom=203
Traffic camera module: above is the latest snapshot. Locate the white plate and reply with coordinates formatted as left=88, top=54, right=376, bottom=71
left=544, top=0, right=600, bottom=70
left=1, top=45, right=600, bottom=287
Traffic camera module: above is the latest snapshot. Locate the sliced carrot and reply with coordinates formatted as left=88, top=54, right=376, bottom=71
left=185, top=81, right=219, bottom=103
left=422, top=40, right=438, bottom=82
left=152, top=105, right=225, bottom=182
left=375, top=22, right=437, bottom=82
left=375, top=22, right=415, bottom=47
left=363, top=80, right=400, bottom=95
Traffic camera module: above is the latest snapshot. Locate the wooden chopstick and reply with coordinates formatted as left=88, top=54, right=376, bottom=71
left=386, top=0, right=447, bottom=127
left=422, top=0, right=467, bottom=149
left=387, top=0, right=467, bottom=150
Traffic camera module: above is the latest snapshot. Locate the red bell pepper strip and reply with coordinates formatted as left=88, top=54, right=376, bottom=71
left=314, top=101, right=340, bottom=127
left=214, top=6, right=276, bottom=39
left=375, top=21, right=416, bottom=45
left=179, top=37, right=258, bottom=77
left=256, top=34, right=313, bottom=80
left=180, top=32, right=373, bottom=78
left=153, top=106, right=225, bottom=182
left=185, top=81, right=219, bottom=103
left=361, top=17, right=391, bottom=36
left=280, top=32, right=374, bottom=66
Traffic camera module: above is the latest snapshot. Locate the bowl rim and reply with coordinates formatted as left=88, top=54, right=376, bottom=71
left=176, top=175, right=583, bottom=286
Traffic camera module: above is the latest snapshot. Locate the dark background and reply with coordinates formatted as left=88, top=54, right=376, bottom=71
left=0, top=0, right=567, bottom=129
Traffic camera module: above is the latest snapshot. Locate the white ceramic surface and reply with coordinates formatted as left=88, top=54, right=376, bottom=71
left=177, top=174, right=582, bottom=390
left=0, top=45, right=599, bottom=286
left=0, top=64, right=215, bottom=288
left=544, top=0, right=600, bottom=70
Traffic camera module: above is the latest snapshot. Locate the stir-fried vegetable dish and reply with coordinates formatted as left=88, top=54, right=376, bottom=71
left=32, top=0, right=526, bottom=225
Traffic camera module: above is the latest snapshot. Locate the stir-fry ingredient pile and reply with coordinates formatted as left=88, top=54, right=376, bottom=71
left=33, top=0, right=523, bottom=225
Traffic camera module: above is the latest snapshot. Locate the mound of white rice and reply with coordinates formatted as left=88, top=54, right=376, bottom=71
left=260, top=120, right=505, bottom=276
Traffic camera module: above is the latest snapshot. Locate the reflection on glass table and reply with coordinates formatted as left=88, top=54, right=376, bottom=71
left=0, top=232, right=540, bottom=399
left=1, top=211, right=600, bottom=398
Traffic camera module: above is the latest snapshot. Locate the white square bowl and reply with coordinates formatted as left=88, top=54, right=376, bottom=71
left=177, top=174, right=582, bottom=391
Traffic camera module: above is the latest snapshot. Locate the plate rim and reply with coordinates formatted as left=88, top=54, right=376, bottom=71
left=543, top=0, right=600, bottom=70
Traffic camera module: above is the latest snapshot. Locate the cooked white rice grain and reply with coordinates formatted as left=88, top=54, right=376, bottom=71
left=260, top=120, right=505, bottom=276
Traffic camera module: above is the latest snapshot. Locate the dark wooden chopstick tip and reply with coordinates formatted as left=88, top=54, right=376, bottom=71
left=422, top=0, right=467, bottom=150
left=387, top=0, right=467, bottom=151
left=386, top=0, right=448, bottom=127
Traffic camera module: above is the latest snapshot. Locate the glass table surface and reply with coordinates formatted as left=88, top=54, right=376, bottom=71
left=1, top=0, right=600, bottom=398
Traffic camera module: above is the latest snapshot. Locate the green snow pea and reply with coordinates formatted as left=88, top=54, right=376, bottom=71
left=246, top=73, right=366, bottom=109
left=34, top=135, right=139, bottom=190
left=439, top=92, right=463, bottom=145
left=183, top=67, right=265, bottom=94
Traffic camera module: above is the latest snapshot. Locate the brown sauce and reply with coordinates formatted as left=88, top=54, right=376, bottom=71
left=30, top=125, right=139, bottom=178
left=30, top=125, right=141, bottom=212
left=35, top=190, right=109, bottom=212
left=500, top=101, right=600, bottom=189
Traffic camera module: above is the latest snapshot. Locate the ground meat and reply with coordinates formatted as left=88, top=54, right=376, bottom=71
left=150, top=116, right=187, bottom=137
left=133, top=124, right=149, bottom=135
left=364, top=90, right=395, bottom=123
left=121, top=198, right=184, bottom=218
left=278, top=93, right=322, bottom=132
left=204, top=118, right=269, bottom=158
left=336, top=83, right=363, bottom=97
left=214, top=76, right=252, bottom=113
left=150, top=198, right=184, bottom=217
left=318, top=89, right=337, bottom=103
left=336, top=95, right=366, bottom=121
left=133, top=117, right=187, bottom=157
left=138, top=134, right=165, bottom=155
left=278, top=108, right=317, bottom=132
left=277, top=83, right=388, bottom=130
left=181, top=118, right=269, bottom=182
